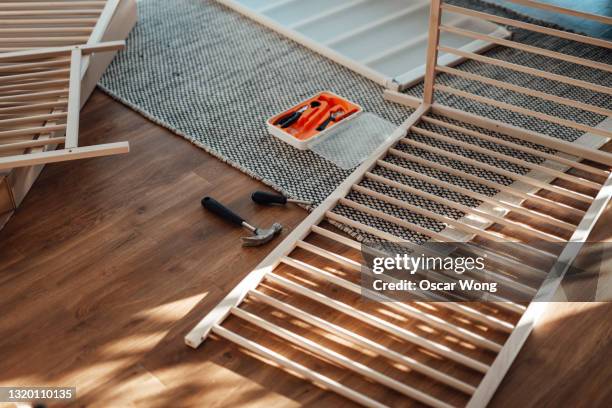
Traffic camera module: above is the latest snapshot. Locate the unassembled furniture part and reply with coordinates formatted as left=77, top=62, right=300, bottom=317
left=0, top=42, right=129, bottom=170
left=0, top=0, right=136, bottom=99
left=214, top=0, right=510, bottom=90
left=0, top=1, right=118, bottom=49
left=0, top=0, right=137, bottom=228
left=186, top=1, right=612, bottom=406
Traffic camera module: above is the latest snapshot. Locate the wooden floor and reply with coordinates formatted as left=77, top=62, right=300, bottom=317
left=0, top=91, right=610, bottom=407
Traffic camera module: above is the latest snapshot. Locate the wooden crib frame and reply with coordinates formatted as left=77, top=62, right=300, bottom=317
left=0, top=1, right=117, bottom=50
left=0, top=0, right=137, bottom=227
left=0, top=42, right=129, bottom=170
left=186, top=1, right=612, bottom=406
left=0, top=0, right=134, bottom=98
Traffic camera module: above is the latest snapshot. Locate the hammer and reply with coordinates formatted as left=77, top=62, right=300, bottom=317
left=202, top=197, right=282, bottom=247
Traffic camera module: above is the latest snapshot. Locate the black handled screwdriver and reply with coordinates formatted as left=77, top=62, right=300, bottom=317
left=275, top=101, right=321, bottom=128
left=251, top=191, right=311, bottom=206
left=316, top=109, right=344, bottom=131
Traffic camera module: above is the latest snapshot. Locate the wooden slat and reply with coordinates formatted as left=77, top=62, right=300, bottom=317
left=337, top=196, right=555, bottom=268
left=266, top=272, right=490, bottom=373
left=212, top=325, right=388, bottom=408
left=435, top=65, right=612, bottom=117
left=295, top=240, right=361, bottom=270
left=427, top=101, right=612, bottom=167
left=376, top=159, right=577, bottom=232
left=438, top=46, right=612, bottom=96
left=324, top=211, right=529, bottom=314
left=0, top=41, right=125, bottom=63
left=0, top=18, right=98, bottom=25
left=64, top=48, right=81, bottom=148
left=351, top=184, right=518, bottom=243
left=420, top=116, right=610, bottom=178
left=336, top=198, right=458, bottom=243
left=327, top=208, right=430, bottom=245
left=384, top=90, right=612, bottom=170
left=310, top=225, right=439, bottom=265
left=423, top=0, right=442, bottom=103
left=0, top=2, right=106, bottom=10
left=441, top=4, right=612, bottom=50
left=0, top=124, right=66, bottom=139
left=0, top=10, right=103, bottom=17
left=328, top=203, right=550, bottom=283
left=502, top=0, right=612, bottom=25
left=390, top=145, right=587, bottom=218
left=0, top=27, right=93, bottom=35
left=0, top=58, right=70, bottom=74
left=332, top=199, right=553, bottom=268
left=0, top=79, right=70, bottom=93
left=0, top=100, right=67, bottom=114
left=88, top=0, right=121, bottom=45
left=0, top=111, right=67, bottom=127
left=0, top=136, right=65, bottom=153
left=309, top=225, right=517, bottom=333
left=282, top=255, right=506, bottom=351
left=0, top=36, right=90, bottom=44
left=0, top=142, right=129, bottom=170
left=249, top=289, right=478, bottom=394
left=0, top=68, right=70, bottom=84
left=411, top=125, right=602, bottom=190
left=363, top=172, right=566, bottom=242
left=231, top=307, right=454, bottom=408
left=396, top=139, right=593, bottom=205
left=0, top=90, right=68, bottom=105
left=439, top=25, right=612, bottom=74
left=434, top=83, right=612, bottom=140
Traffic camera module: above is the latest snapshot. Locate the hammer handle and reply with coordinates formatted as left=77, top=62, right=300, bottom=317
left=202, top=196, right=245, bottom=226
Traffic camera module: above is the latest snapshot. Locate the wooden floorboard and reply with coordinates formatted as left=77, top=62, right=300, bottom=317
left=0, top=90, right=610, bottom=407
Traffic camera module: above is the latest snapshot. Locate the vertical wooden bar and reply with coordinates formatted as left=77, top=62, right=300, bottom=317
left=80, top=0, right=121, bottom=77
left=422, top=0, right=442, bottom=104
left=65, top=47, right=82, bottom=149
left=88, top=0, right=122, bottom=44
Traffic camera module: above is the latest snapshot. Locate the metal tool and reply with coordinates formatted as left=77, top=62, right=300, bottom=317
left=277, top=101, right=321, bottom=128
left=274, top=105, right=305, bottom=126
left=251, top=191, right=312, bottom=206
left=316, top=109, right=344, bottom=131
left=202, top=197, right=282, bottom=246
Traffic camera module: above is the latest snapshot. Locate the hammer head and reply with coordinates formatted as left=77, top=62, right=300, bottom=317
left=241, top=222, right=283, bottom=247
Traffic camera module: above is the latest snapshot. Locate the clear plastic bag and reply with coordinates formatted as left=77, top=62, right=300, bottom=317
left=308, top=113, right=397, bottom=170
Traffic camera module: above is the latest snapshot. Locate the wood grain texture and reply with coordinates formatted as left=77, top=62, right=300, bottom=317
left=0, top=91, right=610, bottom=407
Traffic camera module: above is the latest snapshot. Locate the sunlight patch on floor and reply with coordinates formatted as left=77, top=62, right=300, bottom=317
left=135, top=292, right=210, bottom=323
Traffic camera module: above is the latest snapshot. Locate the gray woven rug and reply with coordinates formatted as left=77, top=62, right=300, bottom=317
left=100, top=0, right=611, bottom=243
